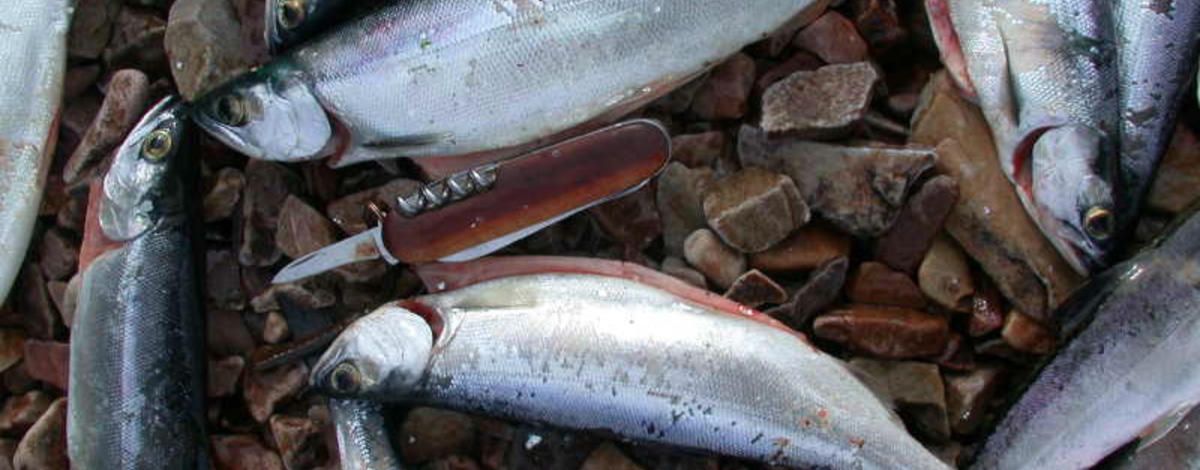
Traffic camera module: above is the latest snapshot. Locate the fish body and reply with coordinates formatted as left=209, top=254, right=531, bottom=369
left=67, top=97, right=208, bottom=470
left=1107, top=406, right=1200, bottom=470
left=970, top=205, right=1200, bottom=470
left=311, top=271, right=950, bottom=470
left=330, top=399, right=402, bottom=470
left=0, top=0, right=73, bottom=302
left=195, top=0, right=828, bottom=166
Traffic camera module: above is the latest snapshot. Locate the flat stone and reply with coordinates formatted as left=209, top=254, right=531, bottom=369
left=873, top=175, right=959, bottom=273
left=240, top=160, right=302, bottom=266
left=269, top=415, right=321, bottom=470
left=945, top=366, right=1003, bottom=435
left=754, top=51, right=824, bottom=100
left=846, top=261, right=926, bottom=309
left=723, top=270, right=787, bottom=308
left=0, top=330, right=24, bottom=374
left=589, top=185, right=661, bottom=251
left=683, top=229, right=746, bottom=290
left=848, top=0, right=907, bottom=51
left=165, top=0, right=254, bottom=100
left=12, top=398, right=66, bottom=470
left=968, top=278, right=1005, bottom=337
left=910, top=72, right=1082, bottom=320
left=849, top=359, right=949, bottom=441
left=813, top=305, right=949, bottom=358
left=748, top=223, right=851, bottom=273
left=207, top=308, right=256, bottom=358
left=793, top=11, right=870, bottom=64
left=656, top=163, right=716, bottom=257
left=204, top=167, right=245, bottom=222
left=670, top=132, right=727, bottom=169
left=276, top=195, right=338, bottom=260
left=21, top=341, right=67, bottom=391
left=761, top=63, right=880, bottom=140
left=660, top=257, right=707, bottom=289
left=64, top=69, right=151, bottom=187
left=211, top=435, right=284, bottom=470
left=37, top=229, right=78, bottom=282
left=918, top=236, right=975, bottom=313
left=325, top=178, right=422, bottom=236
left=207, top=249, right=245, bottom=311
left=103, top=7, right=169, bottom=76
left=702, top=167, right=809, bottom=253
left=689, top=53, right=755, bottom=120
left=1001, top=310, right=1055, bottom=355
left=68, top=0, right=121, bottom=60
left=17, top=264, right=60, bottom=341
left=400, top=407, right=477, bottom=464
left=772, top=257, right=849, bottom=329
left=1147, top=124, right=1200, bottom=213
left=580, top=443, right=645, bottom=470
left=0, top=391, right=51, bottom=437
left=208, top=355, right=245, bottom=398
left=250, top=282, right=336, bottom=313
left=244, top=362, right=308, bottom=423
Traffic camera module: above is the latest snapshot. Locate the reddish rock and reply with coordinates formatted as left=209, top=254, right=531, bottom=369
left=580, top=443, right=644, bottom=470
left=683, top=229, right=746, bottom=290
left=936, top=332, right=975, bottom=371
left=12, top=398, right=66, bottom=470
left=207, top=308, right=256, bottom=358
left=64, top=65, right=101, bottom=102
left=754, top=51, right=824, bottom=99
left=752, top=5, right=830, bottom=58
left=0, top=330, right=25, bottom=374
left=0, top=391, right=51, bottom=437
left=269, top=415, right=321, bottom=470
left=849, top=359, right=949, bottom=441
left=231, top=0, right=270, bottom=64
left=968, top=279, right=1005, bottom=337
left=250, top=282, right=336, bottom=313
left=702, top=167, right=808, bottom=253
left=660, top=257, right=707, bottom=289
left=64, top=69, right=151, bottom=187
left=761, top=63, right=879, bottom=140
left=846, top=262, right=926, bottom=309
left=37, top=230, right=78, bottom=282
left=240, top=160, right=302, bottom=266
left=748, top=223, right=852, bottom=273
left=773, top=257, right=848, bottom=329
left=103, top=7, right=169, bottom=74
left=656, top=163, right=716, bottom=257
left=1001, top=310, right=1055, bottom=354
left=873, top=175, right=960, bottom=273
left=262, top=311, right=290, bottom=344
left=1147, top=124, right=1200, bottom=213
left=165, top=0, right=254, bottom=100
left=813, top=306, right=949, bottom=358
left=792, top=11, right=870, bottom=64
left=68, top=0, right=121, bottom=60
left=211, top=435, right=284, bottom=470
left=208, top=356, right=245, bottom=398
left=670, top=132, right=727, bottom=169
left=400, top=407, right=477, bottom=464
left=848, top=0, right=907, bottom=51
left=56, top=192, right=88, bottom=235
left=723, top=270, right=787, bottom=308
left=21, top=341, right=68, bottom=391
left=649, top=72, right=709, bottom=114
left=19, top=264, right=60, bottom=341
left=276, top=196, right=338, bottom=260
left=325, top=178, right=422, bottom=236
left=945, top=367, right=1004, bottom=435
left=244, top=362, right=308, bottom=423
left=689, top=53, right=755, bottom=120
left=589, top=185, right=661, bottom=251
left=204, top=167, right=246, bottom=222
left=918, top=236, right=975, bottom=313
left=2, top=363, right=35, bottom=396
left=334, top=259, right=390, bottom=284
left=207, top=249, right=245, bottom=311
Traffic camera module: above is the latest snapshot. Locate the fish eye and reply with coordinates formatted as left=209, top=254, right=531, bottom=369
left=141, top=129, right=173, bottom=161
left=213, top=94, right=248, bottom=127
left=1083, top=206, right=1114, bottom=241
left=329, top=362, right=361, bottom=394
left=278, top=0, right=306, bottom=30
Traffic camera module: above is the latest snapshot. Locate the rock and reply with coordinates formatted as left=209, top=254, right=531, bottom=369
left=211, top=435, right=284, bottom=470
left=250, top=282, right=336, bottom=313
left=68, top=0, right=121, bottom=60
left=18, top=264, right=59, bottom=341
left=917, top=236, right=975, bottom=313
left=748, top=223, right=851, bottom=273
left=276, top=196, right=339, bottom=260
left=207, top=249, right=245, bottom=311
left=752, top=4, right=830, bottom=58
left=753, top=51, right=824, bottom=101
left=845, top=261, right=926, bottom=309
left=208, top=355, right=245, bottom=398
left=269, top=415, right=321, bottom=470
left=670, top=132, right=727, bottom=169
left=399, top=407, right=477, bottom=464
left=650, top=73, right=709, bottom=115
left=589, top=185, right=661, bottom=251
left=723, top=270, right=787, bottom=308
left=21, top=341, right=68, bottom=391
left=813, top=306, right=949, bottom=358
left=1001, top=310, right=1055, bottom=354
left=945, top=367, right=1003, bottom=435
left=656, top=163, right=716, bottom=257
left=702, top=167, right=808, bottom=253
left=165, top=0, right=254, bottom=100
left=262, top=311, right=290, bottom=344
left=0, top=439, right=13, bottom=470
left=873, top=175, right=959, bottom=273
left=968, top=278, right=1005, bottom=337
left=761, top=63, right=879, bottom=140
left=848, top=359, right=949, bottom=441
left=325, top=178, right=422, bottom=235
left=887, top=92, right=921, bottom=119
left=64, top=65, right=101, bottom=101
left=56, top=191, right=89, bottom=235
left=689, top=53, right=755, bottom=120
left=427, top=456, right=483, bottom=470
left=683, top=229, right=746, bottom=289
left=45, top=281, right=70, bottom=330
left=207, top=308, right=256, bottom=358
left=0, top=392, right=51, bottom=437
left=334, top=260, right=389, bottom=284
left=103, top=7, right=169, bottom=76
left=1147, top=124, right=1200, bottom=213
left=742, top=127, right=935, bottom=237
left=12, top=398, right=66, bottom=470
left=244, top=362, right=308, bottom=423
left=231, top=0, right=270, bottom=64
left=64, top=69, right=151, bottom=187
left=240, top=160, right=302, bottom=266
left=931, top=442, right=962, bottom=468
left=1, top=362, right=34, bottom=396
left=204, top=167, right=246, bottom=222
left=792, top=11, right=870, bottom=64
left=0, top=331, right=23, bottom=375
left=580, top=443, right=644, bottom=470
left=848, top=0, right=906, bottom=51
left=772, top=257, right=848, bottom=329
left=37, top=229, right=78, bottom=282
left=660, top=257, right=707, bottom=289
left=936, top=332, right=975, bottom=371
left=911, top=72, right=1082, bottom=320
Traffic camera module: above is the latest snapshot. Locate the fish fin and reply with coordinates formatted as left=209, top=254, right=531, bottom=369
left=925, top=0, right=977, bottom=99
left=1137, top=403, right=1199, bottom=452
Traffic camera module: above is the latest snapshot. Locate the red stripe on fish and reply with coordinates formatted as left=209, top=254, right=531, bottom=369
left=77, top=181, right=123, bottom=273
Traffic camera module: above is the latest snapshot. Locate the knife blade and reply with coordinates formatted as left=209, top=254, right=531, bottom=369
left=272, top=118, right=671, bottom=284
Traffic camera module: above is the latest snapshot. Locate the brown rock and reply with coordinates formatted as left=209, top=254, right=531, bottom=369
left=262, top=311, right=290, bottom=344
left=656, top=163, right=716, bottom=257
left=325, top=178, right=422, bottom=236
left=848, top=0, right=907, bottom=51
left=0, top=331, right=25, bottom=375
left=848, top=359, right=949, bottom=441
left=46, top=281, right=69, bottom=330
left=968, top=278, right=1005, bottom=337
left=269, top=415, right=321, bottom=470
left=793, top=11, right=870, bottom=64
left=250, top=282, right=336, bottom=313
left=240, top=160, right=302, bottom=266
left=0, top=392, right=51, bottom=437
left=204, top=167, right=246, bottom=222
left=723, top=270, right=787, bottom=308
left=12, top=398, right=66, bottom=470
left=56, top=191, right=88, bottom=235
left=660, top=257, right=707, bottom=289
left=37, top=230, right=78, bottom=282
left=2, top=363, right=35, bottom=396
left=936, top=332, right=975, bottom=371
left=773, top=257, right=849, bottom=329
left=165, top=0, right=254, bottom=100
left=103, top=7, right=169, bottom=76
left=400, top=407, right=477, bottom=464
left=846, top=261, right=926, bottom=309
left=276, top=196, right=338, bottom=260
left=1001, top=310, right=1055, bottom=354
left=208, top=356, right=245, bottom=398
left=911, top=72, right=1082, bottom=320
left=244, top=362, right=308, bottom=423
left=589, top=185, right=661, bottom=251
left=761, top=63, right=880, bottom=140
left=68, top=0, right=121, bottom=60
left=752, top=4, right=831, bottom=58
left=580, top=443, right=644, bottom=470
left=22, top=341, right=68, bottom=391
left=702, top=167, right=809, bottom=253
left=64, top=69, right=151, bottom=187
left=683, top=229, right=746, bottom=290
left=754, top=51, right=824, bottom=100
left=1147, top=124, right=1200, bottom=213
left=887, top=92, right=920, bottom=119
left=231, top=0, right=270, bottom=64
left=207, top=308, right=256, bottom=357
left=212, top=435, right=284, bottom=470
left=650, top=72, right=709, bottom=115
left=207, top=249, right=245, bottom=311
left=689, top=53, right=755, bottom=120
left=19, top=263, right=61, bottom=341
left=748, top=223, right=851, bottom=273
left=334, top=259, right=389, bottom=284
left=64, top=65, right=101, bottom=101
left=918, top=236, right=975, bottom=312
left=813, top=306, right=949, bottom=358
left=671, top=132, right=727, bottom=169
left=945, top=366, right=1003, bottom=435
left=873, top=175, right=960, bottom=273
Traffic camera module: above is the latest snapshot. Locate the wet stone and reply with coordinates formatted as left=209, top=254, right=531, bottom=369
left=250, top=282, right=336, bottom=313
left=103, top=6, right=169, bottom=76
left=936, top=333, right=975, bottom=371
left=670, top=132, right=727, bottom=169
left=63, top=65, right=101, bottom=101
left=761, top=63, right=880, bottom=140
left=580, top=443, right=645, bottom=470
left=64, top=69, right=151, bottom=187
left=773, top=257, right=849, bottom=329
left=208, top=356, right=245, bottom=398
left=848, top=0, right=907, bottom=51
left=211, top=435, right=284, bottom=470
left=689, top=53, right=755, bottom=120
left=240, top=160, right=302, bottom=266
left=269, top=415, right=321, bottom=470
left=400, top=407, right=477, bottom=464
left=813, top=306, right=949, bottom=358
left=0, top=391, right=51, bottom=437
left=660, top=257, right=707, bottom=289
left=873, top=175, right=959, bottom=273
left=244, top=362, right=308, bottom=423
left=703, top=167, right=809, bottom=253
left=589, top=185, right=661, bottom=252
left=1147, top=124, right=1200, bottom=214
left=205, top=167, right=246, bottom=222
left=748, top=223, right=851, bottom=273
left=207, top=308, right=256, bottom=358
left=276, top=195, right=339, bottom=260
left=68, top=0, right=121, bottom=60
left=846, top=261, right=927, bottom=309
left=683, top=229, right=746, bottom=290
left=165, top=0, right=255, bottom=100
left=21, top=341, right=68, bottom=391
left=19, top=264, right=60, bottom=340
left=918, top=236, right=975, bottom=313
left=723, top=270, right=787, bottom=308
left=325, top=178, right=422, bottom=236
left=37, top=230, right=77, bottom=282
left=968, top=279, right=1005, bottom=337
left=945, top=366, right=1003, bottom=435
left=753, top=51, right=823, bottom=100
left=656, top=163, right=716, bottom=257
left=12, top=398, right=66, bottom=470
left=0, top=330, right=24, bottom=374
left=207, top=249, right=245, bottom=311
left=792, top=11, right=870, bottom=64
left=1001, top=310, right=1055, bottom=355
left=262, top=311, right=290, bottom=344
left=849, top=359, right=949, bottom=441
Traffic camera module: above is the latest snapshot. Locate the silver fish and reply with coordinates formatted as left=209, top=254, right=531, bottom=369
left=1106, top=406, right=1200, bottom=470
left=194, top=0, right=828, bottom=166
left=67, top=96, right=209, bottom=470
left=970, top=205, right=1200, bottom=470
left=0, top=0, right=73, bottom=303
left=927, top=0, right=1121, bottom=274
left=330, top=399, right=402, bottom=470
left=266, top=0, right=365, bottom=53
left=310, top=273, right=950, bottom=470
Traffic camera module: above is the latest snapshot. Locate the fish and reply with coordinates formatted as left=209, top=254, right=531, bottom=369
left=193, top=0, right=829, bottom=167
left=309, top=256, right=951, bottom=470
left=330, top=399, right=402, bottom=470
left=66, top=96, right=209, bottom=470
left=926, top=0, right=1121, bottom=274
left=969, top=203, right=1200, bottom=470
left=266, top=0, right=392, bottom=53
left=1102, top=406, right=1200, bottom=470
left=0, top=0, right=74, bottom=303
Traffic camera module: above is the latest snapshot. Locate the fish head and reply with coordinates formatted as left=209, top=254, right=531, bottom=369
left=311, top=304, right=434, bottom=399
left=194, top=60, right=332, bottom=162
left=266, top=0, right=345, bottom=53
left=99, top=95, right=192, bottom=241
left=1028, top=124, right=1117, bottom=274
